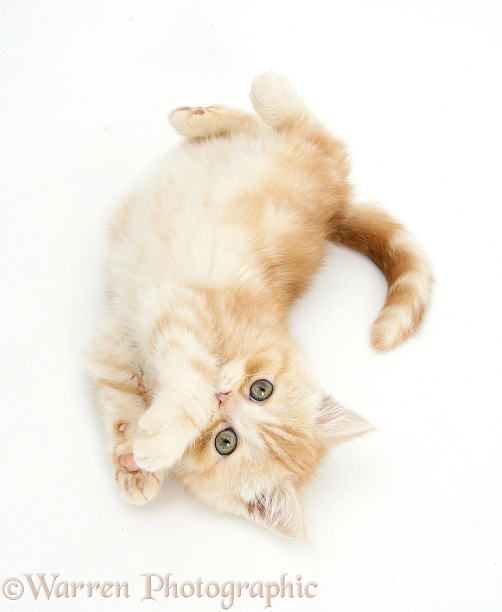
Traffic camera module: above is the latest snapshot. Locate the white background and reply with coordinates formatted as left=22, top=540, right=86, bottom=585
left=1, top=1, right=501, bottom=610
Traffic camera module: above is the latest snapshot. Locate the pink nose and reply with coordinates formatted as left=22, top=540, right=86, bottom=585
left=216, top=392, right=231, bottom=405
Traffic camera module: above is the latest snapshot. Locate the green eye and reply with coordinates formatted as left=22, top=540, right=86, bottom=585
left=215, top=428, right=238, bottom=456
left=249, top=379, right=274, bottom=402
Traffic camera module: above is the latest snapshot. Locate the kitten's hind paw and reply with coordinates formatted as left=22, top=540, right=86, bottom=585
left=173, top=106, right=207, bottom=117
left=168, top=105, right=221, bottom=138
left=250, top=71, right=309, bottom=128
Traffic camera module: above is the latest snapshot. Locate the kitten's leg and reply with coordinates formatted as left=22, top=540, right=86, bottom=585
left=87, top=323, right=165, bottom=505
left=169, top=104, right=262, bottom=139
left=133, top=289, right=218, bottom=472
left=250, top=71, right=317, bottom=130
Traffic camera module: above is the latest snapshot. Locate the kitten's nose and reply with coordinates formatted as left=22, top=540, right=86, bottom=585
left=216, top=392, right=231, bottom=405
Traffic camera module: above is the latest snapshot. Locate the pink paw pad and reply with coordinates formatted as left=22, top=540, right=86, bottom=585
left=194, top=108, right=205, bottom=115
left=120, top=453, right=139, bottom=472
left=118, top=423, right=127, bottom=432
left=136, top=477, right=145, bottom=492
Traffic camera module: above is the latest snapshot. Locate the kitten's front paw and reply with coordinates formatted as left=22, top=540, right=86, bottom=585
left=113, top=423, right=165, bottom=505
left=133, top=408, right=195, bottom=472
left=115, top=453, right=165, bottom=506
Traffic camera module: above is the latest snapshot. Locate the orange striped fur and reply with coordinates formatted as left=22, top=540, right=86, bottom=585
left=87, top=72, right=432, bottom=538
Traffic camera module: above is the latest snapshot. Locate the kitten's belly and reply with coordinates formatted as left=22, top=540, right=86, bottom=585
left=114, top=136, right=277, bottom=294
left=160, top=204, right=260, bottom=286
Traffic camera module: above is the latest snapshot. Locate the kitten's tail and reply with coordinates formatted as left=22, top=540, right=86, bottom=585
left=328, top=203, right=433, bottom=351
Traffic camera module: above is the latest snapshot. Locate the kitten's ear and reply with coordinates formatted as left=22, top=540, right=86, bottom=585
left=315, top=396, right=374, bottom=445
left=245, top=484, right=307, bottom=540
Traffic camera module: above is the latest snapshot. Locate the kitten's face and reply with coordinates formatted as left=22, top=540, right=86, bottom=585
left=174, top=346, right=373, bottom=539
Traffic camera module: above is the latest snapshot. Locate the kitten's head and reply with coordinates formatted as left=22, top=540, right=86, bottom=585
left=174, top=343, right=373, bottom=539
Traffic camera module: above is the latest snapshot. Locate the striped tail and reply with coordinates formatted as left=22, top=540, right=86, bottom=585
left=329, top=203, right=433, bottom=351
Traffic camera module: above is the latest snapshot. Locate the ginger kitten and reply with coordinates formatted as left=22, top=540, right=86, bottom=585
left=87, top=72, right=433, bottom=539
